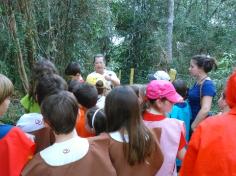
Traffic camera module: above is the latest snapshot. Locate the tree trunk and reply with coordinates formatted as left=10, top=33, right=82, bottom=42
left=8, top=5, right=29, bottom=92
left=167, top=0, right=174, bottom=63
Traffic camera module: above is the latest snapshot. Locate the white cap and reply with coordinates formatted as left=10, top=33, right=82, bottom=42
left=16, top=113, right=45, bottom=133
left=148, top=70, right=170, bottom=81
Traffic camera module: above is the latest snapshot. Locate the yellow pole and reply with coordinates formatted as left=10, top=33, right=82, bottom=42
left=130, top=68, right=134, bottom=85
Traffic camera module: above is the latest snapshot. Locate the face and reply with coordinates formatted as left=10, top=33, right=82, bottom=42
left=94, top=57, right=105, bottom=74
left=71, top=73, right=84, bottom=82
left=155, top=99, right=174, bottom=114
left=189, top=59, right=201, bottom=77
left=0, top=97, right=10, bottom=117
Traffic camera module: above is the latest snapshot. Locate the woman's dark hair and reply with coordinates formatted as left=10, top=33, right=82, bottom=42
left=65, top=62, right=82, bottom=76
left=86, top=107, right=106, bottom=135
left=172, top=79, right=188, bottom=100
left=41, top=91, right=78, bottom=135
left=29, top=59, right=58, bottom=100
left=105, top=86, right=156, bottom=165
left=36, top=74, right=68, bottom=105
left=70, top=82, right=98, bottom=108
left=191, top=55, right=217, bottom=73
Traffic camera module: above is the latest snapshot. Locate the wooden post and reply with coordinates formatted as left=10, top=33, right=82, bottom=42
left=130, top=68, right=134, bottom=85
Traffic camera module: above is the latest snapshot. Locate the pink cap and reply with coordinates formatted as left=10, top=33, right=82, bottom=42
left=146, top=80, right=183, bottom=103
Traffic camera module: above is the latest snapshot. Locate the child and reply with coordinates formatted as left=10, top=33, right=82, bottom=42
left=95, top=79, right=108, bottom=108
left=20, top=59, right=58, bottom=113
left=22, top=91, right=116, bottom=176
left=0, top=74, right=35, bottom=176
left=168, top=79, right=192, bottom=171
left=86, top=74, right=108, bottom=108
left=102, top=86, right=163, bottom=175
left=17, top=74, right=67, bottom=152
left=65, top=61, right=84, bottom=83
left=69, top=82, right=98, bottom=137
left=143, top=80, right=187, bottom=176
left=86, top=107, right=106, bottom=135
left=179, top=71, right=236, bottom=176
left=169, top=79, right=192, bottom=141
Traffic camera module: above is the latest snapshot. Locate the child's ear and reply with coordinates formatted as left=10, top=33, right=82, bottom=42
left=43, top=119, right=50, bottom=128
left=155, top=99, right=162, bottom=108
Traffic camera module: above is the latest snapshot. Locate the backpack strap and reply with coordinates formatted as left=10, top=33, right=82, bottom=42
left=199, top=77, right=209, bottom=106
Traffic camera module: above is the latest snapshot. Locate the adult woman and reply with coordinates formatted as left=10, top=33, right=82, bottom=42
left=188, top=55, right=217, bottom=131
left=103, top=86, right=163, bottom=176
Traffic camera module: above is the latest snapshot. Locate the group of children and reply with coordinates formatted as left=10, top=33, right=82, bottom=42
left=0, top=57, right=234, bottom=176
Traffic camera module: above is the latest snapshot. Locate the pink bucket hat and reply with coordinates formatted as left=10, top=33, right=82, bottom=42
left=146, top=80, right=183, bottom=103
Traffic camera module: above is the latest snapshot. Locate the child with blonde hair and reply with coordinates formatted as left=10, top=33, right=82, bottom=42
left=0, top=74, right=35, bottom=176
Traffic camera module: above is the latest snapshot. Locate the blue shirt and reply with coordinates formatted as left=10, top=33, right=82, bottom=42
left=169, top=101, right=192, bottom=142
left=0, top=124, right=13, bottom=139
left=188, top=79, right=216, bottom=124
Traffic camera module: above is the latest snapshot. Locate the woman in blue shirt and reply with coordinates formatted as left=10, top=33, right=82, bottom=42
left=188, top=55, right=217, bottom=131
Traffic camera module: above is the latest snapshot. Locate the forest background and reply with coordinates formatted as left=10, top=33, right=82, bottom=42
left=0, top=0, right=235, bottom=123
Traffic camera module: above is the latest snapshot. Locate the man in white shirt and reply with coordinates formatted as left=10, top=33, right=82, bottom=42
left=86, top=54, right=120, bottom=89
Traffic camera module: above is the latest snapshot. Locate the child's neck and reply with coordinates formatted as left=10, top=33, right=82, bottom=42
left=147, top=107, right=164, bottom=115
left=54, top=130, right=75, bottom=143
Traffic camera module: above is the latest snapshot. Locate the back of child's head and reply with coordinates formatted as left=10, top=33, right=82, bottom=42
left=33, top=58, right=58, bottom=77
left=105, top=86, right=140, bottom=132
left=68, top=80, right=82, bottom=92
left=172, top=79, right=188, bottom=100
left=65, top=62, right=82, bottom=76
left=70, top=82, right=98, bottom=108
left=86, top=107, right=106, bottom=135
left=29, top=58, right=58, bottom=99
left=105, top=86, right=156, bottom=165
left=130, top=84, right=141, bottom=97
left=41, top=91, right=78, bottom=135
left=95, top=80, right=106, bottom=95
left=36, top=74, right=68, bottom=105
left=0, top=74, right=13, bottom=104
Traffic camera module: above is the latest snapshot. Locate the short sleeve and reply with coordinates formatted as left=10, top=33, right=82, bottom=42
left=20, top=94, right=30, bottom=110
left=178, top=131, right=187, bottom=151
left=202, top=80, right=216, bottom=97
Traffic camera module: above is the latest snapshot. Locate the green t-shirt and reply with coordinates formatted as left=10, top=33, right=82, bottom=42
left=20, top=94, right=40, bottom=113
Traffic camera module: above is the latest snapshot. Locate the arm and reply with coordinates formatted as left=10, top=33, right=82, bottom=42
left=104, top=74, right=120, bottom=87
left=191, top=96, right=213, bottom=131
left=177, top=147, right=186, bottom=160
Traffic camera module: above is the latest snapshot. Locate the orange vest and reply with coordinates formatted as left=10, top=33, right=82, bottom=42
left=0, top=126, right=35, bottom=176
left=75, top=108, right=95, bottom=138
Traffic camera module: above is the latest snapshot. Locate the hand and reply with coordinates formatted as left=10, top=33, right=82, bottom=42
left=104, top=74, right=112, bottom=81
left=191, top=123, right=196, bottom=131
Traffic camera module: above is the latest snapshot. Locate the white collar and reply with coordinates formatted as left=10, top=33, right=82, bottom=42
left=109, top=131, right=129, bottom=143
left=40, top=135, right=89, bottom=166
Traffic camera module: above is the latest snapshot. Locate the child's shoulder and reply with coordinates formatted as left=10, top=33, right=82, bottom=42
left=0, top=124, right=13, bottom=139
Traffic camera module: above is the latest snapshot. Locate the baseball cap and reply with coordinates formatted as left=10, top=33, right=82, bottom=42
left=147, top=70, right=170, bottom=81
left=16, top=113, right=44, bottom=133
left=146, top=80, right=183, bottom=103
